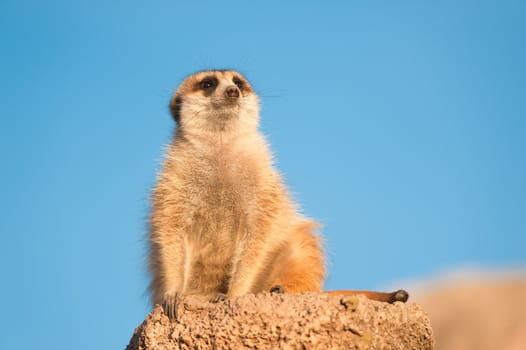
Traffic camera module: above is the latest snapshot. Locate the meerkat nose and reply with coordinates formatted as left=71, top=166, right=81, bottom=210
left=225, top=86, right=240, bottom=99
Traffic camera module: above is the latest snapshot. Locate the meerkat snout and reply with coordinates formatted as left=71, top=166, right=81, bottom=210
left=225, top=85, right=240, bottom=99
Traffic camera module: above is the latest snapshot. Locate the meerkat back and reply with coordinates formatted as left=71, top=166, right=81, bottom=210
left=147, top=70, right=326, bottom=318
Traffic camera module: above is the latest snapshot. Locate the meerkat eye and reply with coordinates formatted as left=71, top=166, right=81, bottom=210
left=233, top=78, right=244, bottom=90
left=200, top=78, right=217, bottom=90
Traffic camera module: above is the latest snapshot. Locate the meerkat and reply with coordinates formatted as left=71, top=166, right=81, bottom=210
left=148, top=69, right=408, bottom=319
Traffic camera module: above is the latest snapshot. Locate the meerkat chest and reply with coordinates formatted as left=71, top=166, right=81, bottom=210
left=186, top=139, right=262, bottom=194
left=200, top=149, right=259, bottom=209
left=176, top=144, right=263, bottom=237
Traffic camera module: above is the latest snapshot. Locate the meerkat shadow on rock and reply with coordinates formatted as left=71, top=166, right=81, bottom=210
left=147, top=69, right=408, bottom=320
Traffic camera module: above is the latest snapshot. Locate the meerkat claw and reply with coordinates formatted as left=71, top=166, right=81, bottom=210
left=162, top=292, right=179, bottom=320
left=211, top=293, right=228, bottom=303
left=270, top=285, right=286, bottom=294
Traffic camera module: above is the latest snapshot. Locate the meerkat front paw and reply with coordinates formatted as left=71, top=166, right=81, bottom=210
left=161, top=291, right=180, bottom=320
left=270, top=285, right=286, bottom=294
left=211, top=292, right=228, bottom=303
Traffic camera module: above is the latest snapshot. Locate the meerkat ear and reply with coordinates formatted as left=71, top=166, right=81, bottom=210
left=170, top=95, right=183, bottom=123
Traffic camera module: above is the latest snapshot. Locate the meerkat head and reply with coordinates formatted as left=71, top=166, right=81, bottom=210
left=169, top=70, right=260, bottom=135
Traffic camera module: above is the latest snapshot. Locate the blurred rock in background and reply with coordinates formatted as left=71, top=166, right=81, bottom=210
left=412, top=268, right=526, bottom=350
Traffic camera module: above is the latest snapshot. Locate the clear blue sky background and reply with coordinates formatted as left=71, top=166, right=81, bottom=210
left=1, top=0, right=525, bottom=348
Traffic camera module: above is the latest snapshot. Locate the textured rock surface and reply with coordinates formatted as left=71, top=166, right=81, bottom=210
left=127, top=292, right=434, bottom=349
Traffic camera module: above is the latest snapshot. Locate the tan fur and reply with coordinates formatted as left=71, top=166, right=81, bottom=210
left=148, top=70, right=325, bottom=311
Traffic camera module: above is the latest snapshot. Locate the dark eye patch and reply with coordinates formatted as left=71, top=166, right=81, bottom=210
left=199, top=77, right=218, bottom=91
left=233, top=77, right=244, bottom=90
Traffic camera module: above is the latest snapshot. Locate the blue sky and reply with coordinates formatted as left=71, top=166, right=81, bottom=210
left=1, top=0, right=525, bottom=348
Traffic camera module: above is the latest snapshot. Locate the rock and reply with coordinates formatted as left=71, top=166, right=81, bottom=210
left=126, top=292, right=434, bottom=349
left=415, top=278, right=526, bottom=350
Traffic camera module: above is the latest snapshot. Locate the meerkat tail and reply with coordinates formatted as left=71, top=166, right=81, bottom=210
left=324, top=289, right=409, bottom=303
